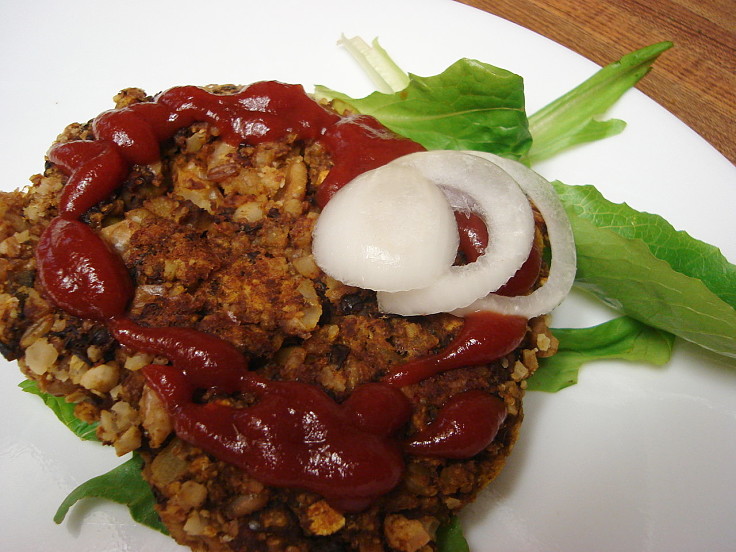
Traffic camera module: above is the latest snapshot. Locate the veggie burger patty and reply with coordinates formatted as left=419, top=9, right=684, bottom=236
left=0, top=83, right=557, bottom=551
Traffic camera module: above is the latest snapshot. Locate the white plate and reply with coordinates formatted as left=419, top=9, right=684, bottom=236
left=1, top=1, right=734, bottom=551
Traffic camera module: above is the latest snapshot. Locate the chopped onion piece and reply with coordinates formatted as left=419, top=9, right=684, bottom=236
left=312, top=163, right=459, bottom=292
left=376, top=151, right=535, bottom=315
left=452, top=151, right=577, bottom=319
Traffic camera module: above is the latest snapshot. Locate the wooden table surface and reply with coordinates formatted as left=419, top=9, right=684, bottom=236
left=457, top=0, right=736, bottom=166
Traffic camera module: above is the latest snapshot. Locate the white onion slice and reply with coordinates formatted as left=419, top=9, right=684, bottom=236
left=451, top=151, right=577, bottom=319
left=312, top=163, right=459, bottom=292
left=376, top=151, right=535, bottom=315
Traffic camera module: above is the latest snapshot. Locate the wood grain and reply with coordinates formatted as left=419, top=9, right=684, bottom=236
left=457, top=0, right=736, bottom=165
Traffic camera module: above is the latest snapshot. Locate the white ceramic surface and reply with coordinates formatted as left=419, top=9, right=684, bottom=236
left=0, top=1, right=734, bottom=551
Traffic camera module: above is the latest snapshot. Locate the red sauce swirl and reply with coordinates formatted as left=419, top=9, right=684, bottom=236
left=455, top=211, right=489, bottom=264
left=315, top=115, right=426, bottom=207
left=383, top=312, right=528, bottom=387
left=35, top=218, right=133, bottom=321
left=144, top=363, right=411, bottom=513
left=109, top=318, right=252, bottom=392
left=406, top=390, right=508, bottom=458
left=49, top=141, right=129, bottom=219
left=454, top=210, right=542, bottom=295
left=34, top=81, right=531, bottom=511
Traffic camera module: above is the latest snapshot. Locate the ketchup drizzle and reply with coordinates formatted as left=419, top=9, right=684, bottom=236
left=454, top=211, right=489, bottom=264
left=454, top=209, right=543, bottom=296
left=49, top=140, right=129, bottom=219
left=34, top=81, right=530, bottom=511
left=383, top=312, right=528, bottom=387
left=144, top=363, right=411, bottom=513
left=35, top=217, right=133, bottom=321
left=315, top=114, right=426, bottom=207
left=406, top=390, right=508, bottom=459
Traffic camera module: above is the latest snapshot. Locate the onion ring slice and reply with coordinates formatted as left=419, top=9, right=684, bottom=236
left=452, top=151, right=577, bottom=319
left=312, top=163, right=459, bottom=292
left=376, top=151, right=535, bottom=315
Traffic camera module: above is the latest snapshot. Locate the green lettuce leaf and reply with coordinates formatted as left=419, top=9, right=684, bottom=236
left=316, top=58, right=532, bottom=160
left=554, top=181, right=736, bottom=358
left=527, top=42, right=673, bottom=164
left=529, top=317, right=675, bottom=392
left=54, top=453, right=168, bottom=535
left=19, top=380, right=165, bottom=533
left=555, top=182, right=736, bottom=307
left=20, top=379, right=99, bottom=441
left=436, top=516, right=470, bottom=552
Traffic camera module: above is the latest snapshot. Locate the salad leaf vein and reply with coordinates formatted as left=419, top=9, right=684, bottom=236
left=527, top=41, right=674, bottom=164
